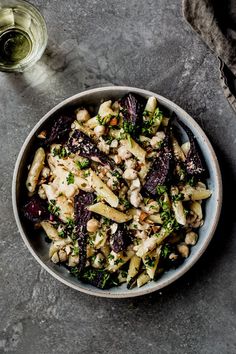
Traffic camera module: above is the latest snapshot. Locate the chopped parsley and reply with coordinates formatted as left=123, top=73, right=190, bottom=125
left=172, top=193, right=184, bottom=202
left=103, top=217, right=111, bottom=226
left=112, top=170, right=122, bottom=179
left=108, top=254, right=115, bottom=260
left=73, top=246, right=79, bottom=256
left=188, top=176, right=197, bottom=187
left=76, top=158, right=90, bottom=170
left=48, top=199, right=60, bottom=216
left=144, top=255, right=155, bottom=268
left=161, top=244, right=172, bottom=258
left=156, top=185, right=167, bottom=195
left=123, top=121, right=135, bottom=135
left=66, top=172, right=74, bottom=185
left=58, top=230, right=66, bottom=238
left=119, top=198, right=131, bottom=209
left=103, top=136, right=114, bottom=145
left=97, top=113, right=113, bottom=126
left=143, top=109, right=150, bottom=117
left=142, top=107, right=163, bottom=135
left=52, top=146, right=69, bottom=158
left=84, top=170, right=90, bottom=178
left=114, top=258, right=124, bottom=265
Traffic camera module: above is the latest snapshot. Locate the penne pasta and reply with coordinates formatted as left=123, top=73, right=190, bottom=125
left=144, top=96, right=157, bottom=115
left=121, top=137, right=146, bottom=162
left=88, top=170, right=119, bottom=208
left=41, top=221, right=60, bottom=241
left=137, top=271, right=151, bottom=288
left=87, top=202, right=132, bottom=223
left=172, top=137, right=186, bottom=161
left=127, top=255, right=141, bottom=285
left=26, top=147, right=45, bottom=192
left=143, top=246, right=162, bottom=279
left=107, top=250, right=134, bottom=272
left=170, top=186, right=186, bottom=226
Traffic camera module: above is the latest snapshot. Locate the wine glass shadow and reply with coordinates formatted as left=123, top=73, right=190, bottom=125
left=129, top=143, right=234, bottom=307
left=4, top=40, right=71, bottom=103
left=4, top=38, right=114, bottom=109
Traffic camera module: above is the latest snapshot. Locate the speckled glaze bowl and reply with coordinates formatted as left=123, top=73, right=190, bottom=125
left=12, top=86, right=222, bottom=298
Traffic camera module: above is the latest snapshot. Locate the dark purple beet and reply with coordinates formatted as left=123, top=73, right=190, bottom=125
left=74, top=192, right=94, bottom=272
left=67, top=129, right=114, bottom=168
left=178, top=120, right=206, bottom=176
left=45, top=114, right=74, bottom=145
left=143, top=134, right=173, bottom=196
left=110, top=224, right=132, bottom=253
left=120, top=93, right=146, bottom=136
left=23, top=195, right=49, bottom=222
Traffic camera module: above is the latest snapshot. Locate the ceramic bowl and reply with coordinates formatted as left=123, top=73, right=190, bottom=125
left=12, top=86, right=222, bottom=298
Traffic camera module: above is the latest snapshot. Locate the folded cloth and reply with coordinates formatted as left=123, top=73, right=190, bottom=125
left=183, top=0, right=236, bottom=112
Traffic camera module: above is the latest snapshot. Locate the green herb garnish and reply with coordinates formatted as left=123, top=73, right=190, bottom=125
left=66, top=172, right=74, bottom=185
left=48, top=199, right=60, bottom=216
left=76, top=158, right=90, bottom=170
left=144, top=255, right=155, bottom=268
left=52, top=146, right=69, bottom=158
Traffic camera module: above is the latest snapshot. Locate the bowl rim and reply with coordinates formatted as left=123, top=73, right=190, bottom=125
left=12, top=86, right=223, bottom=298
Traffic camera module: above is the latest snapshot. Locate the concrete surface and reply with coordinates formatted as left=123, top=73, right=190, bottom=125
left=0, top=0, right=236, bottom=353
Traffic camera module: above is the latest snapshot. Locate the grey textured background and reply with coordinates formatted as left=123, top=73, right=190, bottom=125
left=0, top=0, right=236, bottom=353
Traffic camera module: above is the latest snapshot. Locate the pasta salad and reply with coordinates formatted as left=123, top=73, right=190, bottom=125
left=23, top=93, right=211, bottom=289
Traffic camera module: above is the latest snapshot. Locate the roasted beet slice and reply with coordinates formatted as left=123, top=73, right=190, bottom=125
left=178, top=120, right=206, bottom=177
left=81, top=268, right=111, bottom=289
left=23, top=195, right=49, bottom=222
left=143, top=134, right=173, bottom=196
left=120, top=93, right=146, bottom=136
left=68, top=130, right=114, bottom=168
left=110, top=224, right=132, bottom=253
left=74, top=192, right=94, bottom=272
left=45, top=114, right=75, bottom=145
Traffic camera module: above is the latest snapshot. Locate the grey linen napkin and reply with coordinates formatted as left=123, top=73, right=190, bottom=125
left=183, top=0, right=236, bottom=112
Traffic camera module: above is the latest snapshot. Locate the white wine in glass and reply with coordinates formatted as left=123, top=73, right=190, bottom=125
left=0, top=0, right=47, bottom=72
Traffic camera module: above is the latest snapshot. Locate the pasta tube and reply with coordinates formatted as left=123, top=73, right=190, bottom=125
left=137, top=271, right=151, bottom=287
left=127, top=255, right=141, bottom=285
left=26, top=147, right=45, bottom=192
left=87, top=202, right=132, bottom=223
left=88, top=170, right=119, bottom=208
left=121, top=138, right=146, bottom=162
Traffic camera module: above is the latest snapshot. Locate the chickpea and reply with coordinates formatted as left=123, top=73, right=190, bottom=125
left=58, top=249, right=67, bottom=262
left=185, top=231, right=198, bottom=246
left=76, top=108, right=90, bottom=122
left=87, top=218, right=100, bottom=233
left=123, top=168, right=137, bottom=181
left=177, top=243, right=189, bottom=258
left=94, top=125, right=105, bottom=137
left=125, top=158, right=136, bottom=169
left=130, top=178, right=141, bottom=191
left=118, top=146, right=132, bottom=160
left=130, top=189, right=142, bottom=208
left=150, top=132, right=166, bottom=148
